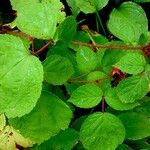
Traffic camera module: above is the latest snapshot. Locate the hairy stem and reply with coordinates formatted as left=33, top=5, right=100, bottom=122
left=34, top=40, right=54, bottom=55
left=72, top=41, right=143, bottom=50
left=101, top=98, right=105, bottom=112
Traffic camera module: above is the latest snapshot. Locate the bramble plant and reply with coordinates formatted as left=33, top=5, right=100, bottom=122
left=1, top=0, right=150, bottom=149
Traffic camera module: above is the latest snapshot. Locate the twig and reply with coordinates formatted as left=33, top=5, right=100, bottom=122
left=68, top=80, right=94, bottom=83
left=34, top=40, right=54, bottom=55
left=1, top=30, right=33, bottom=41
left=72, top=41, right=142, bottom=50
left=101, top=98, right=105, bottom=112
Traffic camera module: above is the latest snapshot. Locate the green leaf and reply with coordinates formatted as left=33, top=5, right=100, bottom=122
left=10, top=0, right=39, bottom=11
left=116, top=144, right=133, bottom=150
left=66, top=0, right=80, bottom=17
left=116, top=75, right=149, bottom=103
left=127, top=139, right=150, bottom=150
left=47, top=41, right=77, bottom=67
left=65, top=83, right=80, bottom=95
left=119, top=112, right=150, bottom=140
left=107, top=2, right=148, bottom=43
left=76, top=46, right=99, bottom=73
left=101, top=41, right=127, bottom=73
left=31, top=128, right=79, bottom=150
left=80, top=112, right=125, bottom=150
left=9, top=91, right=72, bottom=144
left=0, top=34, right=43, bottom=118
left=86, top=71, right=107, bottom=81
left=14, top=2, right=57, bottom=39
left=43, top=55, right=74, bottom=85
left=69, top=83, right=103, bottom=108
left=41, top=0, right=66, bottom=23
left=75, top=0, right=109, bottom=14
left=133, top=97, right=150, bottom=117
left=72, top=116, right=87, bottom=131
left=114, top=53, right=146, bottom=75
left=92, top=34, right=108, bottom=67
left=55, top=16, right=77, bottom=44
left=105, top=88, right=139, bottom=111
left=69, top=31, right=90, bottom=51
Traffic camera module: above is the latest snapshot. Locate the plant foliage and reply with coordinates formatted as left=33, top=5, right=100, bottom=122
left=0, top=0, right=150, bottom=149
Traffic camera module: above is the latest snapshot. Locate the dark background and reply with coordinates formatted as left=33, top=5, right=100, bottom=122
left=0, top=0, right=150, bottom=34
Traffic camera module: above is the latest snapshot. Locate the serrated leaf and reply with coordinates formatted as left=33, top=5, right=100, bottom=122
left=9, top=91, right=72, bottom=144
left=107, top=2, right=148, bottom=43
left=31, top=128, right=79, bottom=150
left=0, top=34, right=43, bottom=118
left=69, top=84, right=103, bottom=108
left=10, top=0, right=39, bottom=11
left=75, top=0, right=109, bottom=14
left=105, top=88, right=139, bottom=111
left=41, top=0, right=66, bottom=23
left=43, top=55, right=74, bottom=85
left=14, top=2, right=57, bottom=39
left=114, top=53, right=146, bottom=74
left=116, top=75, right=149, bottom=103
left=76, top=46, right=99, bottom=73
left=119, top=112, right=150, bottom=140
left=80, top=112, right=125, bottom=150
left=55, top=16, right=77, bottom=44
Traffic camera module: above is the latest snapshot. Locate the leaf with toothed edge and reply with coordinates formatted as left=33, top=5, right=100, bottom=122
left=0, top=34, right=43, bottom=118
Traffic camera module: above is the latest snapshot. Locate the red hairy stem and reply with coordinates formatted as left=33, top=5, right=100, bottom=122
left=72, top=41, right=142, bottom=51
left=34, top=40, right=54, bottom=55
